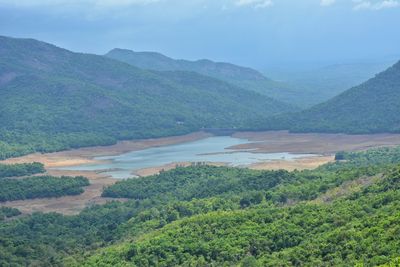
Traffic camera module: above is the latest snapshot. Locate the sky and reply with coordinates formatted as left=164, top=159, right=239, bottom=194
left=0, top=0, right=399, bottom=69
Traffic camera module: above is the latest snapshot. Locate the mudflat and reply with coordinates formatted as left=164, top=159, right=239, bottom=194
left=0, top=132, right=211, bottom=214
left=2, top=132, right=212, bottom=168
left=232, top=131, right=400, bottom=154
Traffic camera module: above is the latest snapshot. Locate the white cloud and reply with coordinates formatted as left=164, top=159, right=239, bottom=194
left=320, top=0, right=336, bottom=6
left=353, top=0, right=400, bottom=10
left=235, top=0, right=274, bottom=9
left=377, top=0, right=400, bottom=8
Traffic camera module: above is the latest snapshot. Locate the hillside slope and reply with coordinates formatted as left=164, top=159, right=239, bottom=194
left=264, top=61, right=400, bottom=134
left=2, top=146, right=400, bottom=266
left=105, top=48, right=301, bottom=105
left=266, top=60, right=395, bottom=106
left=81, top=148, right=400, bottom=267
left=0, top=36, right=294, bottom=159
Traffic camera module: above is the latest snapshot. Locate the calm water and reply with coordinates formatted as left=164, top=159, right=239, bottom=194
left=59, top=136, right=315, bottom=179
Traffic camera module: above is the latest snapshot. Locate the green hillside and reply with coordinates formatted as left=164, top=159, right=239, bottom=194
left=0, top=36, right=294, bottom=159
left=81, top=148, right=400, bottom=267
left=1, top=145, right=400, bottom=266
left=265, top=60, right=395, bottom=107
left=105, top=48, right=302, bottom=106
left=263, top=60, right=400, bottom=134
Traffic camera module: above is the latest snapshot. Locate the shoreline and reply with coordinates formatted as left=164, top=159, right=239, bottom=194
left=232, top=131, right=400, bottom=154
left=0, top=132, right=211, bottom=215
left=2, top=130, right=400, bottom=214
left=1, top=131, right=212, bottom=169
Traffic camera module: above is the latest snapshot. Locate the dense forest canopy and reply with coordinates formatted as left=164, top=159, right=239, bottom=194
left=0, top=207, right=21, bottom=221
left=0, top=162, right=45, bottom=178
left=0, top=175, right=89, bottom=201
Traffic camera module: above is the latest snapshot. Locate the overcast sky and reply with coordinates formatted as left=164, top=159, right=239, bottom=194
left=0, top=0, right=399, bottom=69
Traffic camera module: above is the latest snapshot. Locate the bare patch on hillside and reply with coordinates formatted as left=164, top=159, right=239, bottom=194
left=311, top=174, right=383, bottom=204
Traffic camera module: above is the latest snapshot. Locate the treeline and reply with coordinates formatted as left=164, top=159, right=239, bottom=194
left=102, top=163, right=381, bottom=205
left=0, top=176, right=89, bottom=202
left=0, top=162, right=45, bottom=178
left=102, top=167, right=296, bottom=201
left=334, top=146, right=400, bottom=166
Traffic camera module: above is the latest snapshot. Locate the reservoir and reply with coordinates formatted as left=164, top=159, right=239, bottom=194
left=58, top=136, right=316, bottom=179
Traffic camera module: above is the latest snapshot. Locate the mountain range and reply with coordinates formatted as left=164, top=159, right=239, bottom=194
left=265, top=60, right=396, bottom=107
left=105, top=48, right=302, bottom=106
left=0, top=36, right=294, bottom=159
left=1, top=35, right=400, bottom=159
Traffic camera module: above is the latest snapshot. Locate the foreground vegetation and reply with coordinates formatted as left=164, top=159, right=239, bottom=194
left=1, top=146, right=400, bottom=266
left=92, top=170, right=400, bottom=266
left=0, top=175, right=89, bottom=202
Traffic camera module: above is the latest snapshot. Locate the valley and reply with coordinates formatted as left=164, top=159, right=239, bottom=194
left=0, top=11, right=399, bottom=264
left=3, top=131, right=400, bottom=215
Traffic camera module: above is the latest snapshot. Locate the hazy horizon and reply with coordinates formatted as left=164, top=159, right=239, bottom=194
left=1, top=0, right=400, bottom=69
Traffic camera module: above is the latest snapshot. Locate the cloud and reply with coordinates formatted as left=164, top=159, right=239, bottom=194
left=0, top=0, right=161, bottom=8
left=320, top=0, right=336, bottom=6
left=235, top=0, right=274, bottom=9
left=353, top=0, right=400, bottom=10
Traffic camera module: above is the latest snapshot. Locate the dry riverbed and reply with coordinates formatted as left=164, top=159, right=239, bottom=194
left=2, top=131, right=400, bottom=215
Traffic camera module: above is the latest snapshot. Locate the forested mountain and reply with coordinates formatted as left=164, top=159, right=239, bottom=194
left=106, top=48, right=267, bottom=81
left=263, top=60, right=400, bottom=134
left=265, top=60, right=395, bottom=107
left=105, top=48, right=301, bottom=105
left=0, top=36, right=294, bottom=159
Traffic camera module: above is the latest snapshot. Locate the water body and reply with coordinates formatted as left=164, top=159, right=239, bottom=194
left=59, top=136, right=316, bottom=179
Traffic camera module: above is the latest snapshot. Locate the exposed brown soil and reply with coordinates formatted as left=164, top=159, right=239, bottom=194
left=232, top=131, right=400, bottom=154
left=0, top=169, right=122, bottom=215
left=0, top=132, right=211, bottom=215
left=249, top=155, right=335, bottom=171
left=2, top=132, right=212, bottom=168
left=311, top=174, right=383, bottom=204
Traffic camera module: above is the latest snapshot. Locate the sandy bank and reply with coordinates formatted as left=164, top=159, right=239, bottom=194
left=0, top=132, right=211, bottom=214
left=2, top=132, right=212, bottom=169
left=2, top=130, right=400, bottom=214
left=232, top=131, right=400, bottom=154
left=249, top=155, right=335, bottom=171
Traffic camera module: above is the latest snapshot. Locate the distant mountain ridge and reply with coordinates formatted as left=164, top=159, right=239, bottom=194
left=106, top=48, right=268, bottom=81
left=265, top=60, right=396, bottom=106
left=0, top=36, right=294, bottom=159
left=105, top=48, right=302, bottom=106
left=264, top=60, right=400, bottom=134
